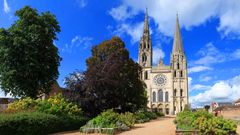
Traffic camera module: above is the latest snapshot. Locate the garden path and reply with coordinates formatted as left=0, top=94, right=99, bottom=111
left=118, top=116, right=175, bottom=135
left=55, top=116, right=176, bottom=135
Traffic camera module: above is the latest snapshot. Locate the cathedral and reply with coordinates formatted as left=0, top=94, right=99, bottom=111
left=138, top=10, right=189, bottom=115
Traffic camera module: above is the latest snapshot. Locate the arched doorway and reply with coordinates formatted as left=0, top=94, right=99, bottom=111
left=158, top=103, right=163, bottom=113
left=165, top=104, right=169, bottom=115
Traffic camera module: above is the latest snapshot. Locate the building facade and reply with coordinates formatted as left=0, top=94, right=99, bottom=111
left=234, top=99, right=240, bottom=106
left=138, top=10, right=189, bottom=115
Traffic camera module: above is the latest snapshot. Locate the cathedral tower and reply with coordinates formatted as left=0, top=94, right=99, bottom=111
left=138, top=11, right=188, bottom=115
left=170, top=15, right=189, bottom=114
left=138, top=8, right=152, bottom=67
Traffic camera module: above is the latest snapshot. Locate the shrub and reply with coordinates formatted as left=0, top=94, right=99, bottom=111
left=135, top=111, right=150, bottom=123
left=145, top=111, right=157, bottom=119
left=154, top=111, right=164, bottom=117
left=90, top=109, right=119, bottom=128
left=118, top=112, right=136, bottom=127
left=175, top=110, right=237, bottom=134
left=80, top=109, right=136, bottom=134
left=6, top=94, right=82, bottom=116
left=0, top=112, right=88, bottom=135
left=193, top=116, right=237, bottom=135
left=135, top=111, right=159, bottom=123
left=7, top=97, right=38, bottom=113
left=175, top=109, right=213, bottom=130
left=36, top=94, right=82, bottom=116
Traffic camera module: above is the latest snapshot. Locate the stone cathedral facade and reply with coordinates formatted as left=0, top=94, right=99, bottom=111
left=138, top=10, right=189, bottom=115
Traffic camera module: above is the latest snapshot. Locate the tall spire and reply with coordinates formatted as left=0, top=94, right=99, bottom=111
left=143, top=8, right=149, bottom=34
left=138, top=7, right=152, bottom=67
left=172, top=13, right=184, bottom=54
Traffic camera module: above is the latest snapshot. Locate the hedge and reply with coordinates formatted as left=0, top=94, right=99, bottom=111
left=0, top=112, right=88, bottom=135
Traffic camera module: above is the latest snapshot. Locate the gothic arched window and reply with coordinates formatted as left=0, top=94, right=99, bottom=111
left=165, top=91, right=169, bottom=102
left=180, top=70, right=183, bottom=77
left=142, top=53, right=147, bottom=63
left=158, top=90, right=163, bottom=102
left=180, top=101, right=183, bottom=111
left=174, top=70, right=176, bottom=77
left=180, top=89, right=183, bottom=97
left=177, top=63, right=180, bottom=69
left=143, top=43, right=146, bottom=49
left=144, top=71, right=148, bottom=80
left=174, top=89, right=177, bottom=97
left=153, top=92, right=156, bottom=102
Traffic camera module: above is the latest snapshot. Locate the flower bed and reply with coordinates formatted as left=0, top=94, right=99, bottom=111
left=80, top=109, right=164, bottom=134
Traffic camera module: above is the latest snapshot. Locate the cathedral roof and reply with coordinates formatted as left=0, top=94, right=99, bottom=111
left=172, top=14, right=184, bottom=54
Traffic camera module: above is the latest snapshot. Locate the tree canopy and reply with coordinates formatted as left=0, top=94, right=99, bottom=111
left=65, top=37, right=147, bottom=116
left=0, top=6, right=61, bottom=98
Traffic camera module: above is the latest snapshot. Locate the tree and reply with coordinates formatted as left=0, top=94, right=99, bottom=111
left=0, top=6, right=61, bottom=98
left=64, top=70, right=86, bottom=104
left=204, top=105, right=210, bottom=111
left=66, top=37, right=147, bottom=116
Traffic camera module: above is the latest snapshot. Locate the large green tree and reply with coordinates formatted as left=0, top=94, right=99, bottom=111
left=0, top=6, right=61, bottom=98
left=65, top=37, right=147, bottom=116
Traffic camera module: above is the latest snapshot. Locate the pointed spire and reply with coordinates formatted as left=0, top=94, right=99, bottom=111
left=172, top=13, right=184, bottom=54
left=143, top=8, right=149, bottom=34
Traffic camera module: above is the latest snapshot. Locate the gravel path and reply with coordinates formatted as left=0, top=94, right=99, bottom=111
left=54, top=117, right=176, bottom=135
left=53, top=117, right=240, bottom=135
left=118, top=117, right=175, bottom=135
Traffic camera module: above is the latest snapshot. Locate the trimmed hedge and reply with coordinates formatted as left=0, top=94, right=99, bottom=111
left=0, top=112, right=88, bottom=135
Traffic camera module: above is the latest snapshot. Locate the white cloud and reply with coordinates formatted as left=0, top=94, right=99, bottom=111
left=217, top=1, right=240, bottom=38
left=109, top=0, right=240, bottom=38
left=153, top=47, right=165, bottom=64
left=190, top=42, right=240, bottom=67
left=113, top=22, right=144, bottom=44
left=231, top=49, right=240, bottom=59
left=191, top=84, right=211, bottom=91
left=188, top=77, right=211, bottom=92
left=190, top=74, right=240, bottom=107
left=77, top=0, right=87, bottom=8
left=109, top=5, right=137, bottom=21
left=61, top=35, right=93, bottom=53
left=3, top=0, right=10, bottom=13
left=188, top=66, right=212, bottom=74
left=71, top=36, right=93, bottom=49
left=194, top=42, right=226, bottom=65
left=188, top=77, right=192, bottom=90
left=199, top=76, right=212, bottom=82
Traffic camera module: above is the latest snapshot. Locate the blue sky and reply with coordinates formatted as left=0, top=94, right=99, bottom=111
left=1, top=0, right=240, bottom=107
